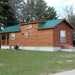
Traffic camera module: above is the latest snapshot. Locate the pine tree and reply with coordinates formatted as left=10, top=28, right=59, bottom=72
left=34, top=0, right=47, bottom=21
left=0, top=0, right=18, bottom=28
left=44, top=6, right=57, bottom=20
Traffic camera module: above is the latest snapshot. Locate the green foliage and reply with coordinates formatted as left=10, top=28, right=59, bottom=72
left=44, top=6, right=58, bottom=20
left=0, top=0, right=18, bottom=27
left=34, top=0, right=47, bottom=21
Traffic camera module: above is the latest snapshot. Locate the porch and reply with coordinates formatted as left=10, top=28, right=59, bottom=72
left=1, top=34, right=9, bottom=46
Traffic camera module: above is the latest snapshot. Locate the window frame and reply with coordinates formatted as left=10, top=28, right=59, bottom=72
left=60, top=30, right=66, bottom=43
left=10, top=33, right=16, bottom=40
left=25, top=24, right=32, bottom=29
left=24, top=32, right=28, bottom=38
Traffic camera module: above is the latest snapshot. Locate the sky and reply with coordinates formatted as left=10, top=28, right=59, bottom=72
left=44, top=0, right=75, bottom=18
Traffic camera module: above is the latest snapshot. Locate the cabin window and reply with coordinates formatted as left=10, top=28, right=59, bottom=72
left=11, top=33, right=15, bottom=40
left=60, top=30, right=66, bottom=43
left=25, top=24, right=32, bottom=29
left=24, top=32, right=28, bottom=38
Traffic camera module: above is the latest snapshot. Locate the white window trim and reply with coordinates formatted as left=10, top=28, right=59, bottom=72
left=25, top=24, right=32, bottom=29
left=10, top=33, right=16, bottom=40
left=60, top=30, right=66, bottom=43
left=24, top=32, right=28, bottom=38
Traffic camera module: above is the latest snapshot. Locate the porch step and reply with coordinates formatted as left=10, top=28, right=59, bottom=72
left=61, top=44, right=75, bottom=49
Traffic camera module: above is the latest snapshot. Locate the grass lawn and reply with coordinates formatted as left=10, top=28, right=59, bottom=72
left=0, top=49, right=75, bottom=75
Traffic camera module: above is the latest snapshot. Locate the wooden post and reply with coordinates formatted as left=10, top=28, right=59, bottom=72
left=1, top=34, right=2, bottom=47
left=6, top=34, right=7, bottom=45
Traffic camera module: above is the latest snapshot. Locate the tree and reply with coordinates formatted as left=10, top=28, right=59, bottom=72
left=44, top=6, right=57, bottom=20
left=9, top=0, right=58, bottom=23
left=68, top=15, right=75, bottom=27
left=63, top=5, right=75, bottom=27
left=9, top=0, right=25, bottom=23
left=0, top=0, right=18, bottom=28
left=33, top=0, right=47, bottom=21
left=24, top=0, right=58, bottom=22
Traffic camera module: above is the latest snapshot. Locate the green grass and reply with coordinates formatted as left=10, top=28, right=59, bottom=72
left=0, top=49, right=75, bottom=75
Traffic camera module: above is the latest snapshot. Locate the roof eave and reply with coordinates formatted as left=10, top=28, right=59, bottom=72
left=38, top=27, right=54, bottom=30
left=0, top=30, right=21, bottom=34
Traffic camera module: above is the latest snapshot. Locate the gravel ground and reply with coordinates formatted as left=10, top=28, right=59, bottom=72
left=51, top=69, right=75, bottom=75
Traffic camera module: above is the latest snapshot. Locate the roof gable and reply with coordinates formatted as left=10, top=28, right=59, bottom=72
left=0, top=25, right=20, bottom=33
left=38, top=19, right=64, bottom=29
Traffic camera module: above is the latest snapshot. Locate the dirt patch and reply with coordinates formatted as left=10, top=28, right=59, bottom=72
left=0, top=63, right=5, bottom=67
left=59, top=54, right=75, bottom=58
left=57, top=61, right=63, bottom=64
left=66, top=60, right=73, bottom=63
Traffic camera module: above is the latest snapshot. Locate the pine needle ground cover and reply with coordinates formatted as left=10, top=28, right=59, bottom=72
left=0, top=49, right=75, bottom=75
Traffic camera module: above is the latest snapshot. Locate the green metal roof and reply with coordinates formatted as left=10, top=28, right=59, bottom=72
left=38, top=19, right=64, bottom=29
left=0, top=25, right=20, bottom=33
